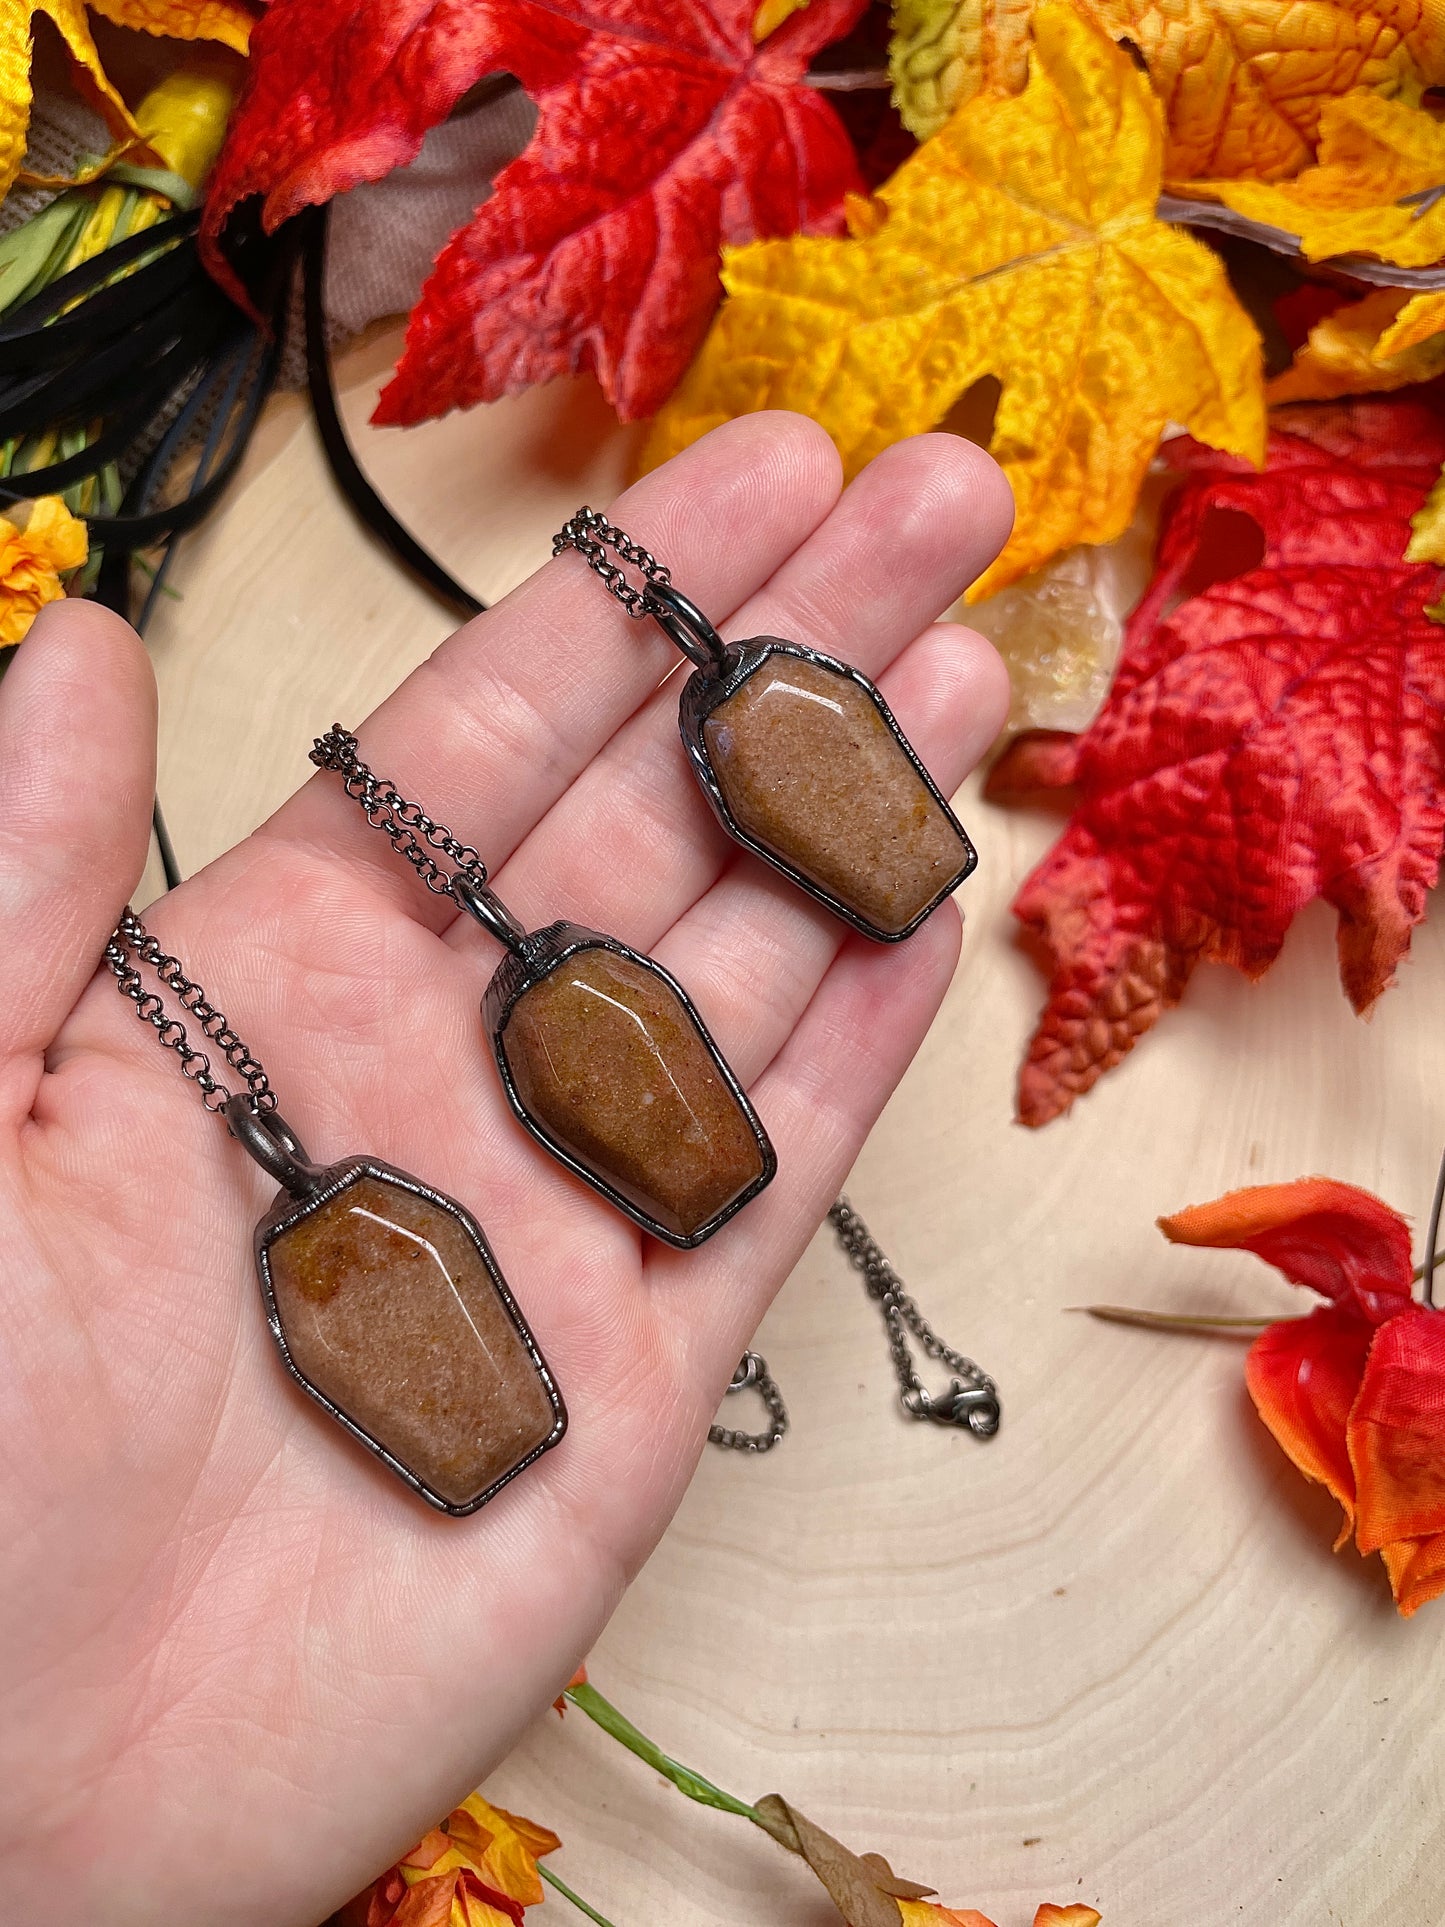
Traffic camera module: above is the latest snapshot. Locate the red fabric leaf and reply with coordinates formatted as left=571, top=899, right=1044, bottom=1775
left=986, top=399, right=1445, bottom=1126
left=202, top=0, right=867, bottom=421
left=1349, top=1306, right=1445, bottom=1556
left=1159, top=1178, right=1416, bottom=1324
left=1245, top=1308, right=1373, bottom=1545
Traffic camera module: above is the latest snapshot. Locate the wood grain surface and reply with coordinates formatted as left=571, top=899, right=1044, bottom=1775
left=142, top=328, right=1445, bottom=1927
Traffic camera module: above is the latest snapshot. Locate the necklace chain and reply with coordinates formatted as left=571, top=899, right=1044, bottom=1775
left=552, top=507, right=671, bottom=618
left=310, top=726, right=487, bottom=896
left=828, top=1198, right=999, bottom=1432
left=709, top=1201, right=998, bottom=1451
left=105, top=909, right=276, bottom=1115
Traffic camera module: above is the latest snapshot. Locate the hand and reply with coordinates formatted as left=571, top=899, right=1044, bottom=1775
left=0, top=415, right=1011, bottom=1925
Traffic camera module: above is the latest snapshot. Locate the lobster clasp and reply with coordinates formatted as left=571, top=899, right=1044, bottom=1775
left=903, top=1379, right=1001, bottom=1438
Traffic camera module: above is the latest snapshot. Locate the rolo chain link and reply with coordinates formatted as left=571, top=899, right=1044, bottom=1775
left=708, top=1351, right=789, bottom=1454
left=552, top=507, right=671, bottom=618
left=309, top=726, right=487, bottom=897
left=105, top=909, right=276, bottom=1115
left=828, top=1197, right=1000, bottom=1437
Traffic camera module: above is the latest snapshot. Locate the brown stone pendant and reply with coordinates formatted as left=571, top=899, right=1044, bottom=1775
left=309, top=727, right=775, bottom=1251
left=680, top=639, right=977, bottom=940
left=466, top=900, right=775, bottom=1247
left=231, top=1104, right=565, bottom=1515
left=553, top=514, right=975, bottom=938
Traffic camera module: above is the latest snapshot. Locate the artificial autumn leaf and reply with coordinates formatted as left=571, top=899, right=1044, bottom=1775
left=755, top=1794, right=936, bottom=1927
left=986, top=398, right=1445, bottom=1126
left=645, top=4, right=1264, bottom=598
left=1409, top=463, right=1445, bottom=567
left=203, top=0, right=865, bottom=425
left=87, top=0, right=253, bottom=40
left=1206, top=91, right=1445, bottom=268
left=888, top=0, right=1445, bottom=176
left=1160, top=1178, right=1445, bottom=1615
left=1269, top=287, right=1445, bottom=405
left=0, top=0, right=249, bottom=199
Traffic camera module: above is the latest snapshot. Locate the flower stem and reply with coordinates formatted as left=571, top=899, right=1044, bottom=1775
left=540, top=1863, right=620, bottom=1927
left=1078, top=1304, right=1276, bottom=1333
left=563, top=1682, right=767, bottom=1828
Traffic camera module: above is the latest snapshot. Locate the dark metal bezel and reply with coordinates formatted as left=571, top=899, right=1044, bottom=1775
left=678, top=638, right=978, bottom=943
left=254, top=1157, right=566, bottom=1517
left=484, top=922, right=776, bottom=1249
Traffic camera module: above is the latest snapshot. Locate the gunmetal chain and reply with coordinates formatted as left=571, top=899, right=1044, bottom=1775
left=552, top=507, right=671, bottom=618
left=710, top=1202, right=999, bottom=1451
left=310, top=726, right=487, bottom=897
left=708, top=1350, right=789, bottom=1454
left=828, top=1196, right=1001, bottom=1437
left=105, top=910, right=276, bottom=1116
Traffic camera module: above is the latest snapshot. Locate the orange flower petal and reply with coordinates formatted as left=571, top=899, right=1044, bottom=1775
left=1160, top=1179, right=1415, bottom=1323
left=1349, top=1307, right=1445, bottom=1556
left=453, top=1795, right=558, bottom=1906
left=453, top=1872, right=526, bottom=1927
left=401, top=1829, right=454, bottom=1874
left=1381, top=1529, right=1445, bottom=1617
left=1245, top=1308, right=1373, bottom=1545
left=1035, top=1909, right=1103, bottom=1927
left=390, top=1873, right=464, bottom=1927
left=897, top=1903, right=997, bottom=1927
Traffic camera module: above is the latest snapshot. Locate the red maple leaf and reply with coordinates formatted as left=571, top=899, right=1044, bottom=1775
left=986, top=399, right=1445, bottom=1128
left=201, top=0, right=867, bottom=423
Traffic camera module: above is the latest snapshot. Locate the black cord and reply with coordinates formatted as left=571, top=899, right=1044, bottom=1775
left=301, top=205, right=484, bottom=622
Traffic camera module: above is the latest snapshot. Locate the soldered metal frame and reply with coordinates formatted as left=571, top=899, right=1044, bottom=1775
left=252, top=1153, right=566, bottom=1518
left=673, top=629, right=979, bottom=945
left=482, top=920, right=777, bottom=1249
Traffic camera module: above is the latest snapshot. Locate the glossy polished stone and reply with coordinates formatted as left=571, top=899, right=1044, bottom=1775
left=701, top=652, right=972, bottom=935
left=499, top=946, right=765, bottom=1240
left=266, top=1173, right=557, bottom=1508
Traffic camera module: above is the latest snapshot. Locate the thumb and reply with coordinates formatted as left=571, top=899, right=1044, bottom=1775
left=0, top=600, right=157, bottom=1094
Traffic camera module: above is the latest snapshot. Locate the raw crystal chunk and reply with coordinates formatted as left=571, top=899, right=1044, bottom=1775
left=701, top=651, right=973, bottom=935
left=498, top=946, right=766, bottom=1241
left=264, top=1171, right=560, bottom=1510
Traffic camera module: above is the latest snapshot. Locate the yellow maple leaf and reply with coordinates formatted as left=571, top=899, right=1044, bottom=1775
left=889, top=0, right=1445, bottom=178
left=645, top=2, right=1265, bottom=599
left=1205, top=90, right=1445, bottom=268
left=88, top=0, right=251, bottom=44
left=0, top=0, right=249, bottom=201
left=1408, top=461, right=1445, bottom=569
left=1269, top=286, right=1445, bottom=403
left=752, top=0, right=811, bottom=37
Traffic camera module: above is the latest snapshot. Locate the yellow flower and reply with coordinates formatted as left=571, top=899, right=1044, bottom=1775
left=0, top=497, right=87, bottom=646
left=133, top=65, right=236, bottom=195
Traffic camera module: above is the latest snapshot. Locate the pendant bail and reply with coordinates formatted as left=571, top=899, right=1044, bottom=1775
left=643, top=580, right=728, bottom=674
left=451, top=873, right=530, bottom=955
left=224, top=1099, right=328, bottom=1198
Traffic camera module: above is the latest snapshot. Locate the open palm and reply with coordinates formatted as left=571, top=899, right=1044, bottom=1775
left=0, top=415, right=1011, bottom=1926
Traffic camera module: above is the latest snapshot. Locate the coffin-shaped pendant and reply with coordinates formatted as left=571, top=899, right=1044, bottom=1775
left=455, top=887, right=775, bottom=1247
left=229, top=1102, right=565, bottom=1516
left=309, top=727, right=775, bottom=1249
left=651, top=584, right=976, bottom=942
